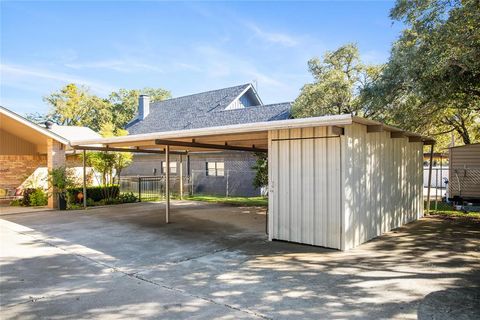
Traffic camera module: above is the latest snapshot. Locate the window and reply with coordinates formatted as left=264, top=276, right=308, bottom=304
left=161, top=161, right=177, bottom=174
left=206, top=161, right=224, bottom=177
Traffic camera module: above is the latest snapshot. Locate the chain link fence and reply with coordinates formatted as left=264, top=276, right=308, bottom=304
left=190, top=169, right=260, bottom=197
left=120, top=170, right=260, bottom=201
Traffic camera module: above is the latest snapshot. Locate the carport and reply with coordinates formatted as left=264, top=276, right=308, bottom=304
left=71, top=114, right=435, bottom=250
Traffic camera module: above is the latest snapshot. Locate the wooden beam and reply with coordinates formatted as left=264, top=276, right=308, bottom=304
left=328, top=126, right=344, bottom=136
left=390, top=132, right=405, bottom=138
left=154, top=139, right=267, bottom=153
left=367, top=125, right=383, bottom=133
left=73, top=146, right=187, bottom=155
left=408, top=136, right=423, bottom=143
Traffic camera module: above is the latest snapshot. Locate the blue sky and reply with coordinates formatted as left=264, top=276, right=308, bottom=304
left=0, top=1, right=403, bottom=116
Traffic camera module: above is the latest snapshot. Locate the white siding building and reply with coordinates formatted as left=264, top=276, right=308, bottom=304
left=268, top=121, right=425, bottom=250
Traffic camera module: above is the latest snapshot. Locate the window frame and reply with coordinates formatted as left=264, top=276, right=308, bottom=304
left=205, top=161, right=225, bottom=177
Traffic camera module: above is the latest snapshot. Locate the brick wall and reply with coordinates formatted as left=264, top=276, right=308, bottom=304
left=0, top=155, right=47, bottom=191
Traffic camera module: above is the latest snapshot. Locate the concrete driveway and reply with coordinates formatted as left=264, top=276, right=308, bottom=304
left=1, top=201, right=479, bottom=319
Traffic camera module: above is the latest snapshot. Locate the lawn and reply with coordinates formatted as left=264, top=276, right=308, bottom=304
left=425, top=201, right=480, bottom=219
left=184, top=195, right=268, bottom=207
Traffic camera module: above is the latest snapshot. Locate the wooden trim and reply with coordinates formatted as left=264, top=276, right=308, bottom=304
left=328, top=126, right=344, bottom=136
left=73, top=145, right=187, bottom=155
left=367, top=125, right=383, bottom=133
left=408, top=136, right=423, bottom=143
left=390, top=132, right=405, bottom=138
left=155, top=139, right=267, bottom=153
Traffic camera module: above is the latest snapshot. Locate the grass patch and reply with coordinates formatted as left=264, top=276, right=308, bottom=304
left=424, top=201, right=480, bottom=219
left=184, top=195, right=268, bottom=207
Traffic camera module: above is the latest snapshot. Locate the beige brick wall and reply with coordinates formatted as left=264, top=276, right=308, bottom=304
left=0, top=155, right=47, bottom=191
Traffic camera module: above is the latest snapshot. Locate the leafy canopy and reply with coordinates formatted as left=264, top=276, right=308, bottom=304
left=362, top=0, right=480, bottom=146
left=30, top=83, right=171, bottom=133
left=292, top=43, right=381, bottom=118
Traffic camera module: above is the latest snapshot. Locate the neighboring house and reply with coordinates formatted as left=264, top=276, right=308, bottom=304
left=123, top=83, right=292, bottom=196
left=0, top=106, right=100, bottom=207
left=448, top=143, right=480, bottom=201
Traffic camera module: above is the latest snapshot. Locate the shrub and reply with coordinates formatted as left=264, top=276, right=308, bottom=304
left=66, top=185, right=119, bottom=204
left=29, top=189, right=48, bottom=206
left=10, top=199, right=22, bottom=206
left=118, top=192, right=138, bottom=203
left=21, top=188, right=36, bottom=206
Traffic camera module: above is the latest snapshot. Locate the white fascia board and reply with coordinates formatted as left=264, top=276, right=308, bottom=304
left=0, top=106, right=69, bottom=145
left=71, top=114, right=354, bottom=146
left=351, top=116, right=435, bottom=142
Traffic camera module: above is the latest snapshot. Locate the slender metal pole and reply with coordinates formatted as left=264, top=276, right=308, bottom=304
left=165, top=145, right=170, bottom=223
left=83, top=150, right=87, bottom=209
left=179, top=155, right=183, bottom=200
left=426, top=144, right=435, bottom=214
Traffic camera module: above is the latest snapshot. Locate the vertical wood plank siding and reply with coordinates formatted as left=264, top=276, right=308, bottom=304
left=269, top=127, right=342, bottom=249
left=343, top=123, right=423, bottom=250
left=269, top=123, right=424, bottom=250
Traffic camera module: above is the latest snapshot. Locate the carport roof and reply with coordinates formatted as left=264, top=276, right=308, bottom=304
left=70, top=114, right=435, bottom=153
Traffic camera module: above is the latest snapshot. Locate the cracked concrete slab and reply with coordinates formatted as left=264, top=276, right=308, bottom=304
left=1, top=201, right=479, bottom=319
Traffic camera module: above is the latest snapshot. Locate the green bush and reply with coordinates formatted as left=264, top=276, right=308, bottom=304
left=29, top=189, right=48, bottom=206
left=10, top=199, right=22, bottom=206
left=21, top=188, right=36, bottom=206
left=118, top=192, right=138, bottom=203
left=66, top=185, right=119, bottom=204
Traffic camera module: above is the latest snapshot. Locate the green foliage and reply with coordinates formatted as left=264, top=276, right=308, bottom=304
left=32, top=84, right=171, bottom=134
left=252, top=153, right=268, bottom=190
left=18, top=188, right=47, bottom=206
left=117, top=192, right=138, bottom=203
left=9, top=199, right=22, bottom=206
left=362, top=0, right=480, bottom=148
left=66, top=186, right=120, bottom=204
left=29, top=189, right=48, bottom=206
left=81, top=125, right=133, bottom=185
left=185, top=195, right=268, bottom=207
left=21, top=188, right=36, bottom=206
left=48, top=167, right=75, bottom=196
left=108, top=87, right=171, bottom=129
left=293, top=43, right=381, bottom=118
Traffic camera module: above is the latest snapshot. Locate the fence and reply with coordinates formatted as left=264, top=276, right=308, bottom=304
left=190, top=169, right=259, bottom=197
left=120, top=170, right=260, bottom=201
left=119, top=176, right=190, bottom=202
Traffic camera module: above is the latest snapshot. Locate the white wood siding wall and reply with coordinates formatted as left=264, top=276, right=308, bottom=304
left=342, top=123, right=423, bottom=250
left=269, top=127, right=342, bottom=249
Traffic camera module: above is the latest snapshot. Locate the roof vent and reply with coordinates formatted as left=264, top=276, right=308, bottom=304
left=44, top=120, right=54, bottom=129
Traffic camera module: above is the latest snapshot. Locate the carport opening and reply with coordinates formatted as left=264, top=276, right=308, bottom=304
left=73, top=134, right=270, bottom=236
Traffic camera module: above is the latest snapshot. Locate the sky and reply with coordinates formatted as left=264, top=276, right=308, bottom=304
left=0, top=1, right=403, bottom=116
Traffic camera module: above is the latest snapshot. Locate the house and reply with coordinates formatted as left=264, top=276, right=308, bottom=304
left=123, top=83, right=292, bottom=196
left=448, top=143, right=480, bottom=201
left=0, top=106, right=100, bottom=207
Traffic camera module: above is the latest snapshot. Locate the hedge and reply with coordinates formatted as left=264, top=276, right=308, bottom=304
left=67, top=186, right=119, bottom=204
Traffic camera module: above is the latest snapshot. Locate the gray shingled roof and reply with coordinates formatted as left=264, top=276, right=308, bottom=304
left=126, top=84, right=292, bottom=134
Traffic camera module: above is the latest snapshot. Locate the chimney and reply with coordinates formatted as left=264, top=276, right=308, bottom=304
left=138, top=95, right=150, bottom=120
